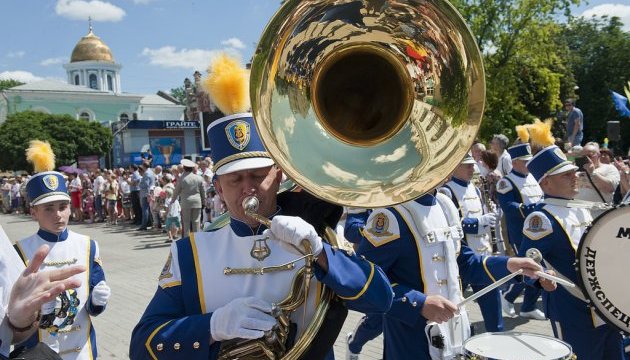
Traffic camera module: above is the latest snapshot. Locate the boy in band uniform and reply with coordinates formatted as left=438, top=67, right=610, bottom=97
left=14, top=141, right=110, bottom=360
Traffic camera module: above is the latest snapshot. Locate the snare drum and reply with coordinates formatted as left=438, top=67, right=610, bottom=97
left=463, top=332, right=573, bottom=359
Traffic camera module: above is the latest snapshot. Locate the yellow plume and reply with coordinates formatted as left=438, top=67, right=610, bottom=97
left=529, top=118, right=555, bottom=148
left=202, top=53, right=250, bottom=115
left=26, top=140, right=55, bottom=173
left=515, top=125, right=530, bottom=143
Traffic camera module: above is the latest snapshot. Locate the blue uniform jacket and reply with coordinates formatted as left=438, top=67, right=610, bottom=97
left=352, top=194, right=511, bottom=360
left=518, top=202, right=597, bottom=328
left=130, top=212, right=393, bottom=360
left=496, top=172, right=538, bottom=249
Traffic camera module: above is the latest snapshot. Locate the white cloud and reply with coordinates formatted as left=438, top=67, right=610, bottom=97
left=580, top=3, right=630, bottom=31
left=55, top=0, right=126, bottom=22
left=7, top=51, right=25, bottom=59
left=140, top=46, right=241, bottom=71
left=0, top=71, right=44, bottom=83
left=221, top=38, right=246, bottom=50
left=40, top=57, right=66, bottom=66
left=372, top=145, right=408, bottom=163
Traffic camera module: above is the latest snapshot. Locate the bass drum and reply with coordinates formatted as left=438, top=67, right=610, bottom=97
left=576, top=204, right=630, bottom=334
left=463, top=332, right=573, bottom=360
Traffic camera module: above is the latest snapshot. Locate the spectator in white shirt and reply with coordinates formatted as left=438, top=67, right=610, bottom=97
left=491, top=134, right=512, bottom=176
left=576, top=142, right=620, bottom=217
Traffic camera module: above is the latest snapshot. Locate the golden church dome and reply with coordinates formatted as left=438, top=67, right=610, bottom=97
left=70, top=28, right=115, bottom=63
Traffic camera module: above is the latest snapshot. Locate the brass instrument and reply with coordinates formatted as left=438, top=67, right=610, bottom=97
left=225, top=0, right=486, bottom=357
left=478, top=176, right=502, bottom=255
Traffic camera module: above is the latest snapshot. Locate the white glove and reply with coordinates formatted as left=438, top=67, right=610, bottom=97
left=264, top=215, right=323, bottom=256
left=478, top=213, right=497, bottom=228
left=210, top=297, right=276, bottom=342
left=91, top=281, right=111, bottom=306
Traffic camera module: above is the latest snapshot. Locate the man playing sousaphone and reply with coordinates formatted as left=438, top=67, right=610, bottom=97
left=129, top=54, right=393, bottom=359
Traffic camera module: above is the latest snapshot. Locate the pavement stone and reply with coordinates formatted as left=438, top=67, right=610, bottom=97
left=1, top=213, right=554, bottom=359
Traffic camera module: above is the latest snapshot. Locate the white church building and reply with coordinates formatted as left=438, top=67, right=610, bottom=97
left=0, top=24, right=205, bottom=168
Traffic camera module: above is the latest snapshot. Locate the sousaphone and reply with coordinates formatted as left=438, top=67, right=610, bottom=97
left=229, top=0, right=486, bottom=358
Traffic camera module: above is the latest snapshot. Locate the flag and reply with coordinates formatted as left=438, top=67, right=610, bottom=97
left=611, top=90, right=630, bottom=117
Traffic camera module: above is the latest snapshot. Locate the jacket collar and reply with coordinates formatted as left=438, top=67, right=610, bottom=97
left=229, top=206, right=282, bottom=237
left=37, top=228, right=69, bottom=242
left=451, top=176, right=469, bottom=187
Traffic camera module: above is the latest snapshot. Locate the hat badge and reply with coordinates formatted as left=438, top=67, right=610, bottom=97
left=225, top=120, right=251, bottom=151
left=553, top=147, right=567, bottom=160
left=42, top=174, right=59, bottom=191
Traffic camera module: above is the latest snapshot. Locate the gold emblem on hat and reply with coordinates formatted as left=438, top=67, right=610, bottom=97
left=42, top=174, right=59, bottom=190
left=554, top=147, right=567, bottom=160
left=226, top=120, right=251, bottom=150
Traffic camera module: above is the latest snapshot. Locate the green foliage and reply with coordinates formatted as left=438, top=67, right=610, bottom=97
left=0, top=111, right=113, bottom=171
left=561, top=16, right=630, bottom=152
left=0, top=79, right=24, bottom=91
left=452, top=0, right=581, bottom=142
left=169, top=86, right=186, bottom=105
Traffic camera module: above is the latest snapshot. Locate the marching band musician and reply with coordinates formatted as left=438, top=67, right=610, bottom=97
left=14, top=141, right=111, bottom=360
left=130, top=54, right=392, bottom=360
left=440, top=154, right=504, bottom=332
left=496, top=142, right=546, bottom=320
left=344, top=208, right=384, bottom=360
left=346, top=186, right=543, bottom=359
left=129, top=114, right=392, bottom=360
left=520, top=145, right=624, bottom=359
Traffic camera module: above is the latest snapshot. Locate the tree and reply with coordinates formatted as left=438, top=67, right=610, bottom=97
left=0, top=79, right=24, bottom=91
left=169, top=86, right=186, bottom=105
left=561, top=16, right=630, bottom=153
left=0, top=111, right=113, bottom=171
left=451, top=0, right=581, bottom=141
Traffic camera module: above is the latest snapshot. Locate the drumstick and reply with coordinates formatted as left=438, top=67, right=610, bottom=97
left=525, top=248, right=576, bottom=288
left=535, top=270, right=576, bottom=288
left=457, top=269, right=523, bottom=309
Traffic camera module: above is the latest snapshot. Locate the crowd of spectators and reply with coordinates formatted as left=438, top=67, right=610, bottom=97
left=0, top=157, right=226, bottom=242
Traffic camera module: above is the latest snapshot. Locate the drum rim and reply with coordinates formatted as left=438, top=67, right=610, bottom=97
left=463, top=331, right=573, bottom=359
left=575, top=203, right=630, bottom=335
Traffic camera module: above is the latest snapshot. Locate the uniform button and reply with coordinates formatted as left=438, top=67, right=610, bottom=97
left=193, top=341, right=200, bottom=349
left=156, top=343, right=163, bottom=351
left=401, top=297, right=407, bottom=303
left=412, top=301, right=418, bottom=307
left=174, top=343, right=181, bottom=350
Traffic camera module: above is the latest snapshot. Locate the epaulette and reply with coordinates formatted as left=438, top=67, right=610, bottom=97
left=523, top=211, right=553, bottom=240
left=361, top=208, right=400, bottom=247
left=496, top=178, right=513, bottom=194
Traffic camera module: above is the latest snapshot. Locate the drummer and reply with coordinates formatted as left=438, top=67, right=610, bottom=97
left=520, top=145, right=624, bottom=359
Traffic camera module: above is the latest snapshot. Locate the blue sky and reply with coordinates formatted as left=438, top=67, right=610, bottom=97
left=1, top=0, right=628, bottom=95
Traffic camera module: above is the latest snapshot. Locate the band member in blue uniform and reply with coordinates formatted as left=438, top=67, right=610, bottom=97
left=14, top=141, right=110, bottom=360
left=521, top=145, right=624, bottom=359
left=1, top=227, right=85, bottom=360
left=496, top=143, right=545, bottom=320
left=129, top=113, right=393, bottom=360
left=349, top=186, right=543, bottom=359
left=440, top=154, right=504, bottom=332
left=344, top=208, right=383, bottom=360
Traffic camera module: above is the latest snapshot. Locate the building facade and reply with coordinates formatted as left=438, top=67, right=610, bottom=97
left=0, top=24, right=205, bottom=168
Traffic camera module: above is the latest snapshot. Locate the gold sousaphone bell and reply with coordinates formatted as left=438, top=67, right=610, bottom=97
left=224, top=0, right=485, bottom=358
left=251, top=0, right=485, bottom=208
